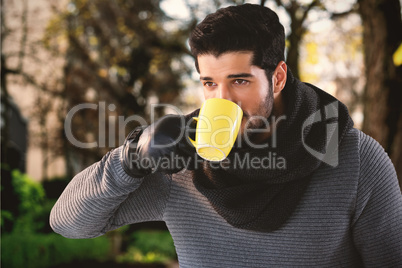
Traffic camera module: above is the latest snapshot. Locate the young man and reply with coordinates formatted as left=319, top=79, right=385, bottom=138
left=50, top=4, right=402, bottom=266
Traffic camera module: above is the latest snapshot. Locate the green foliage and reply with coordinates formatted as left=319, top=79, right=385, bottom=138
left=12, top=170, right=45, bottom=214
left=1, top=232, right=110, bottom=268
left=1, top=171, right=111, bottom=267
left=2, top=170, right=174, bottom=266
left=5, top=170, right=49, bottom=233
left=117, top=230, right=176, bottom=264
left=132, top=230, right=176, bottom=258
left=117, top=247, right=173, bottom=264
left=0, top=210, right=13, bottom=227
left=1, top=170, right=49, bottom=233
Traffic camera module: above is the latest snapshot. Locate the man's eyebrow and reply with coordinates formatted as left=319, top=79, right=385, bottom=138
left=200, top=73, right=254, bottom=80
left=227, top=73, right=254, bottom=79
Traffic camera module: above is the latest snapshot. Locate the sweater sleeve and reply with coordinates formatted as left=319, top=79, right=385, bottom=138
left=49, top=146, right=171, bottom=239
left=352, top=131, right=402, bottom=266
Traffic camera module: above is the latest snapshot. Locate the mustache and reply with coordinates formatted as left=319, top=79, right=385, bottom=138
left=242, top=113, right=267, bottom=121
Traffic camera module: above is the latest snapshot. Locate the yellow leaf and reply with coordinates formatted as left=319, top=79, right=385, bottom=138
left=98, top=69, right=108, bottom=78
left=306, top=42, right=318, bottom=65
left=89, top=36, right=98, bottom=46
left=393, top=43, right=402, bottom=66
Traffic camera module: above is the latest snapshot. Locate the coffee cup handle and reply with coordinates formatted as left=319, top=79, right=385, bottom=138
left=187, top=117, right=198, bottom=148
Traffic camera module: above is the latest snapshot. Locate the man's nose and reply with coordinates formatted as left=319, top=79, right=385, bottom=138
left=217, top=84, right=233, bottom=101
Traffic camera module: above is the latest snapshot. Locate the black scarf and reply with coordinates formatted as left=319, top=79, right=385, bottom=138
left=189, top=70, right=354, bottom=232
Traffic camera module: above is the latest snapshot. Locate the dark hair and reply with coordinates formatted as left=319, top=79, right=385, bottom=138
left=189, top=4, right=285, bottom=76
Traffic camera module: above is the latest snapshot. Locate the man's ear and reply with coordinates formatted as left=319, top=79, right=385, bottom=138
left=272, top=61, right=287, bottom=93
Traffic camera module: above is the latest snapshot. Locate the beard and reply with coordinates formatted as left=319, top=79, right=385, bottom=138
left=236, top=83, right=275, bottom=147
left=245, top=87, right=274, bottom=130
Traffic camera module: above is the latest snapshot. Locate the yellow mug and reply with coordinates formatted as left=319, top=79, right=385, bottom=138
left=188, top=98, right=243, bottom=161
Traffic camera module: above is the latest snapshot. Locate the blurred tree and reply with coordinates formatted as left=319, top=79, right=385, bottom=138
left=358, top=0, right=402, bottom=185
left=1, top=0, right=45, bottom=220
left=299, top=18, right=364, bottom=119
left=1, top=0, right=11, bottom=166
left=43, top=0, right=192, bottom=175
left=2, top=0, right=66, bottom=180
left=262, top=0, right=324, bottom=79
left=1, top=0, right=28, bottom=170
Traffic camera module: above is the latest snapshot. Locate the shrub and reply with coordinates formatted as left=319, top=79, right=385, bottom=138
left=1, top=232, right=110, bottom=268
left=132, top=230, right=176, bottom=258
left=1, top=170, right=47, bottom=233
left=116, top=230, right=176, bottom=264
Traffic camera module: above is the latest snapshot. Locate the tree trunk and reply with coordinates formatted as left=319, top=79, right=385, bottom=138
left=271, top=0, right=319, bottom=80
left=287, top=17, right=303, bottom=79
left=1, top=0, right=10, bottom=166
left=358, top=0, right=402, bottom=187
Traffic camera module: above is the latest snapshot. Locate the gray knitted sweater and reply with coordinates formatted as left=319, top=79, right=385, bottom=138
left=50, top=128, right=402, bottom=267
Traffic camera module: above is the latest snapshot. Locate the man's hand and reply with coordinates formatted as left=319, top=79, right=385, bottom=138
left=120, top=114, right=197, bottom=178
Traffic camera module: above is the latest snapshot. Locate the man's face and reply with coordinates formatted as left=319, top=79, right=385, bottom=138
left=197, top=51, right=277, bottom=140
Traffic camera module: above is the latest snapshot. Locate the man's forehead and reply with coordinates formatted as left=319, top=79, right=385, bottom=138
left=197, top=51, right=260, bottom=78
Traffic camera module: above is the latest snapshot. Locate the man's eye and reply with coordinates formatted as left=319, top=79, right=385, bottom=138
left=203, top=81, right=216, bottom=87
left=233, top=79, right=249, bottom=85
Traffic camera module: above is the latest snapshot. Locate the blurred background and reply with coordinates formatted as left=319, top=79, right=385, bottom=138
left=1, top=0, right=401, bottom=267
